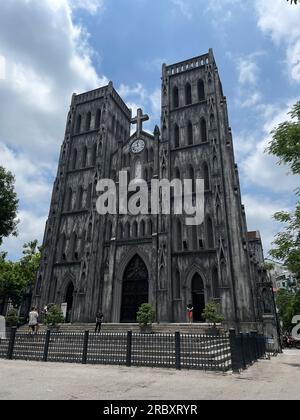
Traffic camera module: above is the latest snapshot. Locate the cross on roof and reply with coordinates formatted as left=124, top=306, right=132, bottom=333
left=131, top=108, right=149, bottom=136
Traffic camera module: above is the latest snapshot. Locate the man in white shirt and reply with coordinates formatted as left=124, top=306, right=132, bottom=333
left=28, top=307, right=39, bottom=335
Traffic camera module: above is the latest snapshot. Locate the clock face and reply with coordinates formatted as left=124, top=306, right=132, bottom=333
left=131, top=139, right=145, bottom=154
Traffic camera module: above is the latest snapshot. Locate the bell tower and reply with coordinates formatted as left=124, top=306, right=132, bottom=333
left=160, top=49, right=257, bottom=327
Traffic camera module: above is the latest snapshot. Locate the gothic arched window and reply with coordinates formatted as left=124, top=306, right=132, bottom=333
left=144, top=148, right=149, bottom=162
left=149, top=147, right=154, bottom=162
left=185, top=82, right=192, bottom=105
left=82, top=146, right=88, bottom=168
left=148, top=219, right=153, bottom=236
left=95, top=109, right=101, bottom=129
left=173, top=86, right=179, bottom=108
left=188, top=165, right=195, bottom=194
left=213, top=156, right=218, bottom=173
left=75, top=114, right=82, bottom=134
left=71, top=148, right=77, bottom=170
left=106, top=221, right=112, bottom=241
left=212, top=267, right=220, bottom=299
left=216, top=202, right=222, bottom=225
left=70, top=232, right=78, bottom=261
left=221, top=261, right=227, bottom=286
left=201, top=118, right=207, bottom=142
left=92, top=143, right=97, bottom=166
left=187, top=121, right=193, bottom=145
left=140, top=220, right=146, bottom=237
left=191, top=226, right=198, bottom=250
left=60, top=234, right=67, bottom=261
left=174, top=167, right=180, bottom=180
left=77, top=186, right=83, bottom=210
left=132, top=221, right=138, bottom=237
left=85, top=112, right=91, bottom=132
left=176, top=219, right=182, bottom=251
left=174, top=124, right=180, bottom=148
left=198, top=79, right=205, bottom=101
left=86, top=184, right=92, bottom=209
left=206, top=216, right=214, bottom=249
left=124, top=222, right=130, bottom=239
left=66, top=187, right=73, bottom=211
left=203, top=162, right=210, bottom=191
left=174, top=270, right=181, bottom=299
left=118, top=223, right=123, bottom=240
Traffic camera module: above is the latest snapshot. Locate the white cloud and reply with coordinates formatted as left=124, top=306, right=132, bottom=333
left=118, top=83, right=161, bottom=132
left=238, top=58, right=259, bottom=86
left=255, top=0, right=300, bottom=82
left=243, top=195, right=290, bottom=255
left=71, top=0, right=104, bottom=14
left=171, top=0, right=193, bottom=19
left=0, top=0, right=107, bottom=260
left=2, top=211, right=47, bottom=260
left=240, top=100, right=299, bottom=193
left=238, top=91, right=262, bottom=108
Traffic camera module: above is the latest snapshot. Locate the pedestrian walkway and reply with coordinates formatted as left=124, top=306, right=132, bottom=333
left=0, top=351, right=299, bottom=400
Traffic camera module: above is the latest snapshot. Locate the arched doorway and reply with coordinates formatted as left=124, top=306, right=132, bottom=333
left=192, top=273, right=205, bottom=322
left=65, top=282, right=74, bottom=323
left=121, top=255, right=149, bottom=323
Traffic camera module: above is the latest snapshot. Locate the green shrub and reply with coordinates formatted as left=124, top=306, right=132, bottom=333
left=44, top=305, right=65, bottom=326
left=5, top=308, right=19, bottom=327
left=136, top=303, right=155, bottom=326
left=202, top=301, right=224, bottom=327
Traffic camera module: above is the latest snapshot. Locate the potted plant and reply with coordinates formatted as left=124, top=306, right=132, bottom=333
left=44, top=304, right=65, bottom=331
left=202, top=301, right=224, bottom=335
left=5, top=308, right=19, bottom=328
left=136, top=303, right=155, bottom=334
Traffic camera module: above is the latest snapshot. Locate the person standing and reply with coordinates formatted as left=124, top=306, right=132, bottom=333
left=95, top=311, right=104, bottom=333
left=28, top=307, right=39, bottom=335
left=187, top=304, right=194, bottom=325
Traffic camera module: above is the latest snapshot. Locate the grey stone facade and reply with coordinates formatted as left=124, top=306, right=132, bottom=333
left=34, top=49, right=278, bottom=334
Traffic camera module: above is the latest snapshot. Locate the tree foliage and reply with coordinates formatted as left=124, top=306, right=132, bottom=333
left=136, top=303, right=155, bottom=326
left=0, top=241, right=41, bottom=308
left=276, top=289, right=300, bottom=331
left=269, top=206, right=300, bottom=280
left=0, top=166, right=19, bottom=245
left=267, top=101, right=300, bottom=282
left=202, top=301, right=224, bottom=327
left=44, top=305, right=65, bottom=327
left=267, top=102, right=300, bottom=177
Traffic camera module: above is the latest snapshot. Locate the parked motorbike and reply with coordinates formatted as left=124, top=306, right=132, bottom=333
left=282, top=334, right=300, bottom=349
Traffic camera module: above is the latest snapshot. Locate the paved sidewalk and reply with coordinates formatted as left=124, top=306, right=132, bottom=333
left=0, top=350, right=299, bottom=400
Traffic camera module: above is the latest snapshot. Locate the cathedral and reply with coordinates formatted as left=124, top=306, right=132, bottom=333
left=34, top=49, right=278, bottom=335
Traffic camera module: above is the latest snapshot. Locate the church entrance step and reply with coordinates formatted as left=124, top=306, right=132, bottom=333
left=17, top=323, right=224, bottom=334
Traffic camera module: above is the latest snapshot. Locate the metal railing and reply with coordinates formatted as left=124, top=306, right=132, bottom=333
left=0, top=328, right=268, bottom=372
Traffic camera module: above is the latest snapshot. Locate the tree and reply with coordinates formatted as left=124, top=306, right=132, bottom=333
left=276, top=289, right=300, bottom=331
left=266, top=101, right=300, bottom=282
left=269, top=206, right=300, bottom=280
left=136, top=303, right=155, bottom=326
left=268, top=102, right=300, bottom=177
left=0, top=241, right=41, bottom=313
left=202, top=301, right=224, bottom=327
left=0, top=166, right=19, bottom=245
left=44, top=305, right=65, bottom=327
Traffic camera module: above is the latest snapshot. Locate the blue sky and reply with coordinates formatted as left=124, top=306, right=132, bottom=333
left=0, top=0, right=299, bottom=260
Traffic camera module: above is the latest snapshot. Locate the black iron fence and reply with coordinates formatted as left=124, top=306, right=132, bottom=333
left=0, top=328, right=268, bottom=372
